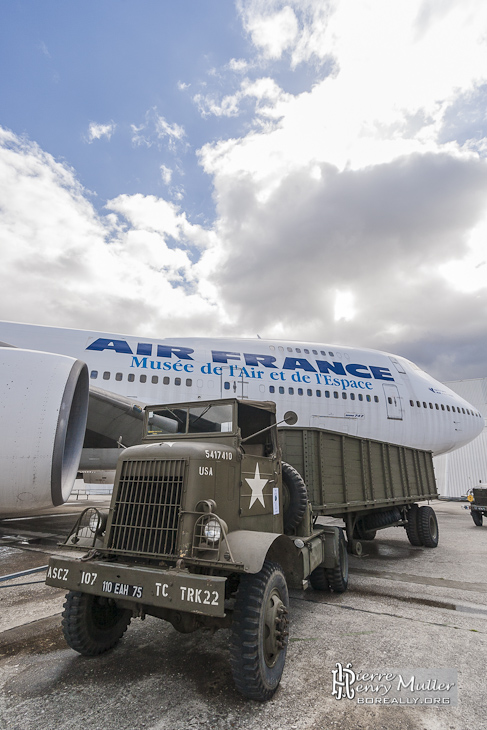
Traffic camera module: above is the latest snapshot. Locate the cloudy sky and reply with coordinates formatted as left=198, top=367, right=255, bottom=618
left=1, top=0, right=487, bottom=381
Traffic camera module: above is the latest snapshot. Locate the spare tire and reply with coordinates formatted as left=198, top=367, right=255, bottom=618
left=281, top=462, right=308, bottom=534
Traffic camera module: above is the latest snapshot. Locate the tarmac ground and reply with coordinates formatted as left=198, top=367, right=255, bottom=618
left=0, top=497, right=486, bottom=730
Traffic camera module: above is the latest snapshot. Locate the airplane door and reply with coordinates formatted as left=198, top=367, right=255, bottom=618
left=220, top=367, right=249, bottom=398
left=383, top=384, right=403, bottom=420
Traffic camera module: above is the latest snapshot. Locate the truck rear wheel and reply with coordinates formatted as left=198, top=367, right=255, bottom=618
left=471, top=510, right=483, bottom=526
left=325, top=529, right=349, bottom=593
left=229, top=561, right=289, bottom=701
left=417, top=506, right=439, bottom=548
left=62, top=591, right=132, bottom=656
left=405, top=504, right=422, bottom=546
left=309, top=566, right=330, bottom=591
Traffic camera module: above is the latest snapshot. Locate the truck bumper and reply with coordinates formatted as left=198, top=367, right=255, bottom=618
left=46, top=556, right=226, bottom=617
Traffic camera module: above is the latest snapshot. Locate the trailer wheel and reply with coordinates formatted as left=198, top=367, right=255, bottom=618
left=309, top=566, right=330, bottom=591
left=405, top=504, right=422, bottom=546
left=62, top=591, right=132, bottom=656
left=471, top=510, right=483, bottom=527
left=326, top=529, right=349, bottom=593
left=281, top=462, right=308, bottom=534
left=417, top=506, right=439, bottom=548
left=229, top=561, right=289, bottom=701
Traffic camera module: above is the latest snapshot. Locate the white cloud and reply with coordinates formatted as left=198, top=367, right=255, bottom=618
left=160, top=164, right=172, bottom=185
left=87, top=122, right=116, bottom=142
left=0, top=128, right=223, bottom=336
left=131, top=109, right=186, bottom=150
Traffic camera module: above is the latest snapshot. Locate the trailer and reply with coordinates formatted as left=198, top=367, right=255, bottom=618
left=279, top=426, right=439, bottom=554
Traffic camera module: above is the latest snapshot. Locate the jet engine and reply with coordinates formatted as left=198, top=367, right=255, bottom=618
left=0, top=347, right=89, bottom=516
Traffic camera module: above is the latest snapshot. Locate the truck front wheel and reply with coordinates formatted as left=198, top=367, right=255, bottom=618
left=229, top=561, right=289, bottom=701
left=62, top=591, right=132, bottom=656
left=471, top=510, right=483, bottom=526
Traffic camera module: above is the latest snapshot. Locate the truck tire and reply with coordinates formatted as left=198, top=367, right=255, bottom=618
left=61, top=591, right=132, bottom=656
left=471, top=510, right=483, bottom=527
left=281, top=462, right=308, bottom=534
left=353, top=521, right=377, bottom=541
left=405, top=504, right=422, bottom=546
left=325, top=529, right=349, bottom=593
left=229, top=561, right=289, bottom=701
left=417, top=506, right=439, bottom=548
left=309, top=566, right=330, bottom=591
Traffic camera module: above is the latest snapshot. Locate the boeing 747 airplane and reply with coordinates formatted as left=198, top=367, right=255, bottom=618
left=0, top=320, right=483, bottom=515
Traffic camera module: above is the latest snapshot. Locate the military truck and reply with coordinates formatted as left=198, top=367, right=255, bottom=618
left=466, top=487, right=487, bottom=526
left=45, top=398, right=439, bottom=701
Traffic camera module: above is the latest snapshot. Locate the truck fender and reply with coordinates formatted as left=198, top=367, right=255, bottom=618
left=225, top=531, right=297, bottom=575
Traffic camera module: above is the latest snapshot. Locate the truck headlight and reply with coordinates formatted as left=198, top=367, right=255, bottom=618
left=203, top=517, right=222, bottom=544
left=88, top=509, right=108, bottom=535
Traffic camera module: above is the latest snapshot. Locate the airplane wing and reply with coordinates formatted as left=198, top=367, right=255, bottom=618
left=85, top=386, right=147, bottom=449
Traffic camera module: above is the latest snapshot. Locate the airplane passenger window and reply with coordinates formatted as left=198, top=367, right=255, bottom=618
left=90, top=370, right=98, bottom=379
left=423, top=402, right=427, bottom=408
left=388, top=397, right=393, bottom=404
left=269, top=386, right=275, bottom=393
left=224, top=382, right=230, bottom=390
left=312, top=350, right=318, bottom=355
left=441, top=404, right=445, bottom=410
left=116, top=373, right=123, bottom=381
left=350, top=393, right=355, bottom=400
left=317, top=390, right=322, bottom=397
left=287, top=347, right=293, bottom=352
left=296, top=348, right=301, bottom=353
left=462, top=408, right=465, bottom=414
left=320, top=350, right=326, bottom=356
left=329, top=351, right=334, bottom=357
left=342, top=392, right=347, bottom=399
left=304, top=349, right=309, bottom=354
left=374, top=396, right=379, bottom=402
left=417, top=401, right=421, bottom=407
left=446, top=405, right=450, bottom=411
left=175, top=378, right=181, bottom=386
left=186, top=379, right=192, bottom=387
left=140, top=375, right=147, bottom=383
left=366, top=395, right=371, bottom=402
left=298, top=388, right=303, bottom=395
left=334, top=392, right=339, bottom=399
left=429, top=403, right=433, bottom=409
left=325, top=391, right=330, bottom=398
left=269, top=345, right=275, bottom=351
left=103, top=372, right=110, bottom=380
left=278, top=346, right=284, bottom=352
left=289, top=387, right=294, bottom=395
left=410, top=400, right=414, bottom=406
left=358, top=394, right=363, bottom=401
left=451, top=406, right=456, bottom=412
left=307, top=389, right=312, bottom=396
left=152, top=376, right=158, bottom=384
left=435, top=403, right=439, bottom=409
left=279, top=386, right=284, bottom=394
left=163, top=377, right=170, bottom=385
left=128, top=373, right=135, bottom=382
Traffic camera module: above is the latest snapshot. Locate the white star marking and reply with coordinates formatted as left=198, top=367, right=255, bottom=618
left=245, top=463, right=269, bottom=509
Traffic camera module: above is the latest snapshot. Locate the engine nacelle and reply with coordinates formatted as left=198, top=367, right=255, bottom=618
left=0, top=348, right=89, bottom=516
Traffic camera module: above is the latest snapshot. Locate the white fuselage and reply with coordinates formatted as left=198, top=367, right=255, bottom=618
left=0, top=321, right=483, bottom=456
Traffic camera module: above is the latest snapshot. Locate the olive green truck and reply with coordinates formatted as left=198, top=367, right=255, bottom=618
left=46, top=398, right=439, bottom=701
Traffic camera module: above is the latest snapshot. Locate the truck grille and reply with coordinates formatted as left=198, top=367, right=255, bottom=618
left=473, top=488, right=487, bottom=506
left=106, top=459, right=186, bottom=558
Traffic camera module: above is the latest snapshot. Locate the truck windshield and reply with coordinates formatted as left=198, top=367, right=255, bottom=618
left=147, top=404, right=234, bottom=435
